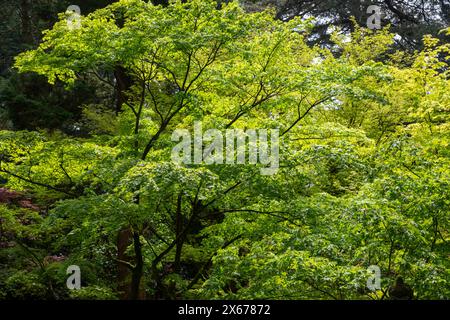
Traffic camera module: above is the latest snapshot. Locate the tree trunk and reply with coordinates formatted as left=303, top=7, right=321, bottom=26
left=130, top=231, right=144, bottom=300
left=174, top=194, right=183, bottom=273
left=117, top=228, right=132, bottom=299
left=113, top=66, right=133, bottom=114
left=20, top=0, right=33, bottom=44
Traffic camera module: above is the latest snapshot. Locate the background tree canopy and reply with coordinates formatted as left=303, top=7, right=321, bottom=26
left=0, top=0, right=449, bottom=300
left=243, top=0, right=450, bottom=50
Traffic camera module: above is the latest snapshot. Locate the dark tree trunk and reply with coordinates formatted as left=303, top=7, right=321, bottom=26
left=174, top=194, right=183, bottom=273
left=130, top=231, right=144, bottom=300
left=20, top=0, right=33, bottom=44
left=117, top=228, right=132, bottom=299
left=113, top=66, right=133, bottom=114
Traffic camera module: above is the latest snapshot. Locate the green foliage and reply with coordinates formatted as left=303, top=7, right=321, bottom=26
left=0, top=0, right=448, bottom=300
left=69, top=286, right=118, bottom=300
left=2, top=271, right=48, bottom=300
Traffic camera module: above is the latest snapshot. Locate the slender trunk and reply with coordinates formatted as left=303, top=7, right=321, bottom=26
left=117, top=228, right=132, bottom=299
left=113, top=65, right=139, bottom=298
left=150, top=199, right=200, bottom=298
left=174, top=194, right=183, bottom=273
left=430, top=216, right=438, bottom=252
left=20, top=0, right=33, bottom=44
left=114, top=66, right=133, bottom=114
left=133, top=80, right=146, bottom=154
left=387, top=239, right=394, bottom=275
left=130, top=231, right=144, bottom=300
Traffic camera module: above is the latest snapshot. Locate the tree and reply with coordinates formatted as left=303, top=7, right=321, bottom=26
left=0, top=0, right=119, bottom=131
left=241, top=0, right=450, bottom=52
left=0, top=0, right=448, bottom=300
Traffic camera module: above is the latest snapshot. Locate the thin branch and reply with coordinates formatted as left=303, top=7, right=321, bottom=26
left=401, top=163, right=421, bottom=178
left=185, top=234, right=242, bottom=291
left=203, top=180, right=242, bottom=208
left=218, top=209, right=302, bottom=227
left=304, top=279, right=339, bottom=300
left=281, top=96, right=331, bottom=136
left=0, top=167, right=77, bottom=197
left=113, top=258, right=135, bottom=270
